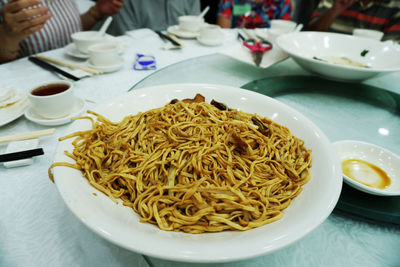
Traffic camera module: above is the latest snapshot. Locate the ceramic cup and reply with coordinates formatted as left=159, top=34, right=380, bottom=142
left=71, top=31, right=107, bottom=54
left=268, top=20, right=297, bottom=42
left=28, top=80, right=74, bottom=119
left=199, top=25, right=223, bottom=41
left=88, top=42, right=120, bottom=66
left=352, top=29, right=383, bottom=41
left=178, top=15, right=204, bottom=32
left=270, top=20, right=297, bottom=32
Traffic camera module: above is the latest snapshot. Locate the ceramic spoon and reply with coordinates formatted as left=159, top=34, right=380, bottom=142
left=98, top=16, right=113, bottom=36
left=199, top=6, right=210, bottom=19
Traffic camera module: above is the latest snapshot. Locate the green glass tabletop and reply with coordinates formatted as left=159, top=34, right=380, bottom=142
left=130, top=54, right=400, bottom=267
left=131, top=54, right=400, bottom=225
left=241, top=75, right=400, bottom=225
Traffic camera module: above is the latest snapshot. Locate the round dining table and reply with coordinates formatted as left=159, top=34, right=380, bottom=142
left=0, top=28, right=399, bottom=267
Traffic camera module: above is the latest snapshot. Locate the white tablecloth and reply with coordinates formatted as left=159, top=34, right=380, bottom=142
left=1, top=28, right=399, bottom=267
left=0, top=28, right=247, bottom=267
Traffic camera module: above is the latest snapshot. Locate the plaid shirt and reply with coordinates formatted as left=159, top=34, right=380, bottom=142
left=311, top=0, right=400, bottom=42
left=218, top=0, right=292, bottom=28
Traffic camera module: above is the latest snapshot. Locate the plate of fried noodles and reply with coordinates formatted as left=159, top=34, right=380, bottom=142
left=50, top=83, right=342, bottom=263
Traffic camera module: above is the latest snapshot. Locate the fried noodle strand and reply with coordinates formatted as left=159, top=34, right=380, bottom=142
left=49, top=99, right=312, bottom=233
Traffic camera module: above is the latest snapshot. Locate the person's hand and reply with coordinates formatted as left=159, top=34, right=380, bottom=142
left=332, top=0, right=357, bottom=15
left=96, top=0, right=124, bottom=16
left=1, top=0, right=51, bottom=43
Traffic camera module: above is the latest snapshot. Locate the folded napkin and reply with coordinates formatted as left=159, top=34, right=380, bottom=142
left=0, top=87, right=26, bottom=108
left=218, top=43, right=288, bottom=68
left=126, top=28, right=159, bottom=41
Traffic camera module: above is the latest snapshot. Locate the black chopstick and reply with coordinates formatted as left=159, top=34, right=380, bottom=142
left=29, top=56, right=80, bottom=81
left=155, top=30, right=181, bottom=47
left=238, top=32, right=246, bottom=41
left=0, top=148, right=44, bottom=163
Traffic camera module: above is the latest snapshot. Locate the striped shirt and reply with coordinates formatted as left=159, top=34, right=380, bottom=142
left=311, top=0, right=400, bottom=42
left=0, top=0, right=82, bottom=58
left=218, top=0, right=293, bottom=28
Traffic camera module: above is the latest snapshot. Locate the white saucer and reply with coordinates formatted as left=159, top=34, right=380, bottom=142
left=0, top=96, right=29, bottom=127
left=167, top=25, right=200, bottom=39
left=65, top=43, right=89, bottom=59
left=333, top=140, right=400, bottom=196
left=196, top=36, right=224, bottom=46
left=65, top=35, right=126, bottom=59
left=87, top=57, right=124, bottom=73
left=24, top=97, right=85, bottom=126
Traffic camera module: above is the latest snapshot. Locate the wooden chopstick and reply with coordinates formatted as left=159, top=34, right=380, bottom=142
left=155, top=30, right=182, bottom=47
left=35, top=55, right=104, bottom=74
left=0, top=128, right=56, bottom=144
left=29, top=57, right=81, bottom=81
left=242, top=28, right=260, bottom=42
left=167, top=33, right=184, bottom=48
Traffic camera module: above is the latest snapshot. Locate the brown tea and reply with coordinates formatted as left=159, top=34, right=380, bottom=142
left=31, top=83, right=70, bottom=96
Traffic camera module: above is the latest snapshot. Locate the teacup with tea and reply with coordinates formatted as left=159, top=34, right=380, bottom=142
left=28, top=80, right=75, bottom=119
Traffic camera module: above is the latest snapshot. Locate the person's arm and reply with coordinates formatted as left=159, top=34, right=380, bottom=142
left=382, top=8, right=400, bottom=43
left=80, top=0, right=124, bottom=31
left=217, top=15, right=232, bottom=28
left=0, top=0, right=51, bottom=63
left=216, top=0, right=232, bottom=28
left=308, top=0, right=356, bottom=31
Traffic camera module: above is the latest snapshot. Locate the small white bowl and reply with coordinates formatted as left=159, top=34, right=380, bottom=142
left=276, top=31, right=400, bottom=82
left=178, top=15, right=204, bottom=33
left=71, top=31, right=107, bottom=54
left=353, top=28, right=383, bottom=41
left=267, top=20, right=297, bottom=42
left=270, top=19, right=297, bottom=32
left=333, top=140, right=400, bottom=196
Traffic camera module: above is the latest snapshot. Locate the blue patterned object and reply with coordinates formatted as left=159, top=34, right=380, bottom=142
left=133, top=54, right=156, bottom=70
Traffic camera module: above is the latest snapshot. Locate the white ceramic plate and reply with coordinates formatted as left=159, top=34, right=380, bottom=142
left=0, top=96, right=29, bottom=127
left=52, top=84, right=342, bottom=263
left=167, top=25, right=200, bottom=39
left=276, top=31, right=400, bottom=82
left=24, top=97, right=85, bottom=126
left=65, top=35, right=125, bottom=59
left=333, top=140, right=400, bottom=196
left=65, top=43, right=90, bottom=59
left=196, top=36, right=224, bottom=46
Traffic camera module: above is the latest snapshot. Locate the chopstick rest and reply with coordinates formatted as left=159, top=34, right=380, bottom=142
left=2, top=139, right=43, bottom=168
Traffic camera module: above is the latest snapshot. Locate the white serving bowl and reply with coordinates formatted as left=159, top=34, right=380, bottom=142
left=276, top=31, right=400, bottom=82
left=52, top=83, right=342, bottom=263
left=334, top=140, right=400, bottom=196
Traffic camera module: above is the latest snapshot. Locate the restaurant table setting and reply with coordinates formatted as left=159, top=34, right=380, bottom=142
left=0, top=21, right=400, bottom=267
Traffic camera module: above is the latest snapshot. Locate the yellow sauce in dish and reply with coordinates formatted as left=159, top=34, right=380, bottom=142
left=342, top=159, right=391, bottom=189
